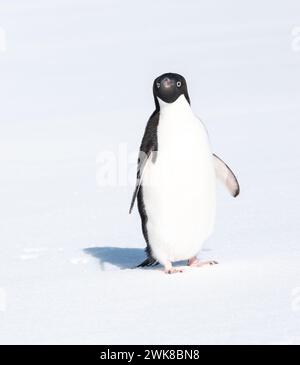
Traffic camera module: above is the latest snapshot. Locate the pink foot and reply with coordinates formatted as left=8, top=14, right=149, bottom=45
left=165, top=268, right=184, bottom=274
left=164, top=262, right=184, bottom=274
left=188, top=256, right=218, bottom=267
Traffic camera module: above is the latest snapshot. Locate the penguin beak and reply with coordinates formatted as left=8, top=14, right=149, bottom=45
left=161, top=77, right=174, bottom=89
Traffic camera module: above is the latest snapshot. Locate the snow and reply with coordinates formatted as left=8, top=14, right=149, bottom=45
left=0, top=0, right=300, bottom=344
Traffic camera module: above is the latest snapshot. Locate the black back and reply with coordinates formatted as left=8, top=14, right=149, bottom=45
left=136, top=111, right=159, bottom=264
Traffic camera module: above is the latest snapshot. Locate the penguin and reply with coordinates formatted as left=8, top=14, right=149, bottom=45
left=129, top=73, right=239, bottom=274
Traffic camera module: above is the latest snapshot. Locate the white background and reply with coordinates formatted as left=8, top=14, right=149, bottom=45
left=0, top=0, right=300, bottom=344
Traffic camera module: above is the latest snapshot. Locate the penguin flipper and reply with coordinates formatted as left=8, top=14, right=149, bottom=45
left=129, top=110, right=159, bottom=213
left=213, top=154, right=240, bottom=197
left=129, top=151, right=151, bottom=214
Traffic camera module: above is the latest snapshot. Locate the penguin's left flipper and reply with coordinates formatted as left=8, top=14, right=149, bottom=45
left=213, top=154, right=240, bottom=197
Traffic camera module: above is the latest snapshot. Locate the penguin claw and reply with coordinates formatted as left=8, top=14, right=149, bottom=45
left=188, top=258, right=218, bottom=267
left=163, top=262, right=184, bottom=274
left=165, top=268, right=184, bottom=274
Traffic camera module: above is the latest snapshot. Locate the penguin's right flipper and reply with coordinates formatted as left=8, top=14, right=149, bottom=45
left=129, top=151, right=152, bottom=214
left=129, top=110, right=159, bottom=213
left=213, top=154, right=240, bottom=197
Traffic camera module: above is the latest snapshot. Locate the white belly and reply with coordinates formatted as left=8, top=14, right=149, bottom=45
left=142, top=95, right=216, bottom=264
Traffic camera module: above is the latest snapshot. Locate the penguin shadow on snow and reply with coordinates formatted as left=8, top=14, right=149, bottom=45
left=83, top=246, right=154, bottom=270
left=83, top=246, right=212, bottom=271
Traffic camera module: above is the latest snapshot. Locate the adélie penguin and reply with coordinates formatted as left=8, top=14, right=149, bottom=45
left=129, top=73, right=240, bottom=274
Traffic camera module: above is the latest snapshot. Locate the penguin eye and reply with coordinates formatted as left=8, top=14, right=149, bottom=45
left=177, top=81, right=182, bottom=87
left=156, top=82, right=160, bottom=89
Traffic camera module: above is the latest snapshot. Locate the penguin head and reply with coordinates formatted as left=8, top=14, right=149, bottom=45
left=153, top=73, right=190, bottom=105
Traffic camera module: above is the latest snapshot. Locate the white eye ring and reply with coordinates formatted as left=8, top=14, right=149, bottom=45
left=177, top=81, right=182, bottom=87
left=156, top=82, right=160, bottom=88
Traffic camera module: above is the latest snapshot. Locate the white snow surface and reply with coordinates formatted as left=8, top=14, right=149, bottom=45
left=0, top=0, right=300, bottom=344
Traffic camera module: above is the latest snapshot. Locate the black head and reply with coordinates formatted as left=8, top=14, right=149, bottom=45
left=153, top=73, right=190, bottom=106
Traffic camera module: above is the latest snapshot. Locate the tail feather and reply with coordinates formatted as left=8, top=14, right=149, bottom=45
left=136, top=256, right=158, bottom=268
